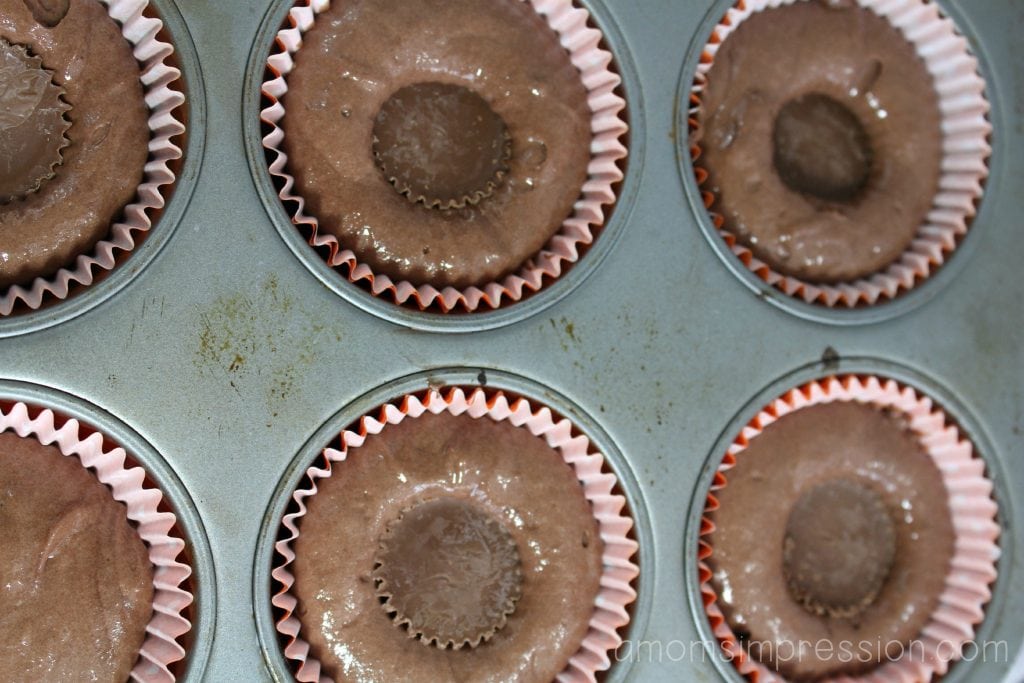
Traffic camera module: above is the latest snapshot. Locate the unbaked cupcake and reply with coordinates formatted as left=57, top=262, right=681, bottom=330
left=0, top=0, right=184, bottom=315
left=261, top=0, right=628, bottom=312
left=698, top=376, right=1000, bottom=682
left=0, top=400, right=193, bottom=681
left=272, top=387, right=639, bottom=682
left=690, top=0, right=990, bottom=307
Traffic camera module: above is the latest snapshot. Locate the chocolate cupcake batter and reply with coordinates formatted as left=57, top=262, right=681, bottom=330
left=696, top=1, right=942, bottom=283
left=0, top=432, right=154, bottom=681
left=22, top=0, right=69, bottom=28
left=282, top=0, right=592, bottom=289
left=0, top=0, right=150, bottom=289
left=707, top=401, right=955, bottom=680
left=292, top=411, right=604, bottom=682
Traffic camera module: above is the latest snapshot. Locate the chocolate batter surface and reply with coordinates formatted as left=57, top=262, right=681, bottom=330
left=697, top=2, right=942, bottom=283
left=0, top=0, right=150, bottom=289
left=0, top=432, right=154, bottom=681
left=707, top=402, right=955, bottom=680
left=282, top=0, right=592, bottom=289
left=292, top=411, right=604, bottom=682
left=22, top=0, right=70, bottom=28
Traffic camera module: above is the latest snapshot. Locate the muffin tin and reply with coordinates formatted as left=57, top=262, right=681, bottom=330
left=1, top=0, right=1021, bottom=680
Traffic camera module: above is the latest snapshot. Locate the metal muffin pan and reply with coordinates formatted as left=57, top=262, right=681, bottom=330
left=1, top=0, right=1021, bottom=681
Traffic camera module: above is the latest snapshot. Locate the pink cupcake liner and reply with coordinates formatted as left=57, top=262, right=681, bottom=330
left=0, top=0, right=185, bottom=317
left=272, top=386, right=640, bottom=682
left=697, top=375, right=1000, bottom=683
left=689, top=0, right=991, bottom=307
left=260, top=0, right=628, bottom=313
left=0, top=400, right=193, bottom=682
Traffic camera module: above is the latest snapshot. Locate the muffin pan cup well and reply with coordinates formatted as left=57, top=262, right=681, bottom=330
left=266, top=381, right=640, bottom=683
left=0, top=380, right=215, bottom=681
left=687, top=0, right=991, bottom=313
left=256, top=0, right=631, bottom=322
left=0, top=0, right=196, bottom=329
left=1, top=0, right=1022, bottom=681
left=254, top=369, right=654, bottom=682
left=697, top=374, right=1000, bottom=683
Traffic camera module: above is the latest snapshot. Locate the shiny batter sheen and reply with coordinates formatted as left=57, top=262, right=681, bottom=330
left=707, top=402, right=955, bottom=680
left=0, top=0, right=150, bottom=289
left=0, top=432, right=154, bottom=681
left=292, top=412, right=604, bottom=682
left=282, top=0, right=592, bottom=289
left=697, top=2, right=942, bottom=283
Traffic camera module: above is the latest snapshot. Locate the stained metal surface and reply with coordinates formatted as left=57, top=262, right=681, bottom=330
left=0, top=0, right=1021, bottom=681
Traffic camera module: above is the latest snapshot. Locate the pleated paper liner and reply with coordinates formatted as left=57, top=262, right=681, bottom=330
left=0, top=0, right=185, bottom=317
left=0, top=400, right=193, bottom=681
left=697, top=375, right=1000, bottom=682
left=272, top=386, right=640, bottom=682
left=260, top=0, right=628, bottom=313
left=689, top=0, right=990, bottom=307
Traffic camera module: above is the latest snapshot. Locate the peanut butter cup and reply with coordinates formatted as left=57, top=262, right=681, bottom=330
left=772, top=93, right=873, bottom=204
left=0, top=38, right=70, bottom=204
left=373, top=82, right=512, bottom=210
left=373, top=497, right=523, bottom=649
left=782, top=478, right=896, bottom=619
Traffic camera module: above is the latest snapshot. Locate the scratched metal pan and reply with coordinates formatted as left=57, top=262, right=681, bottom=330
left=0, top=0, right=1021, bottom=681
